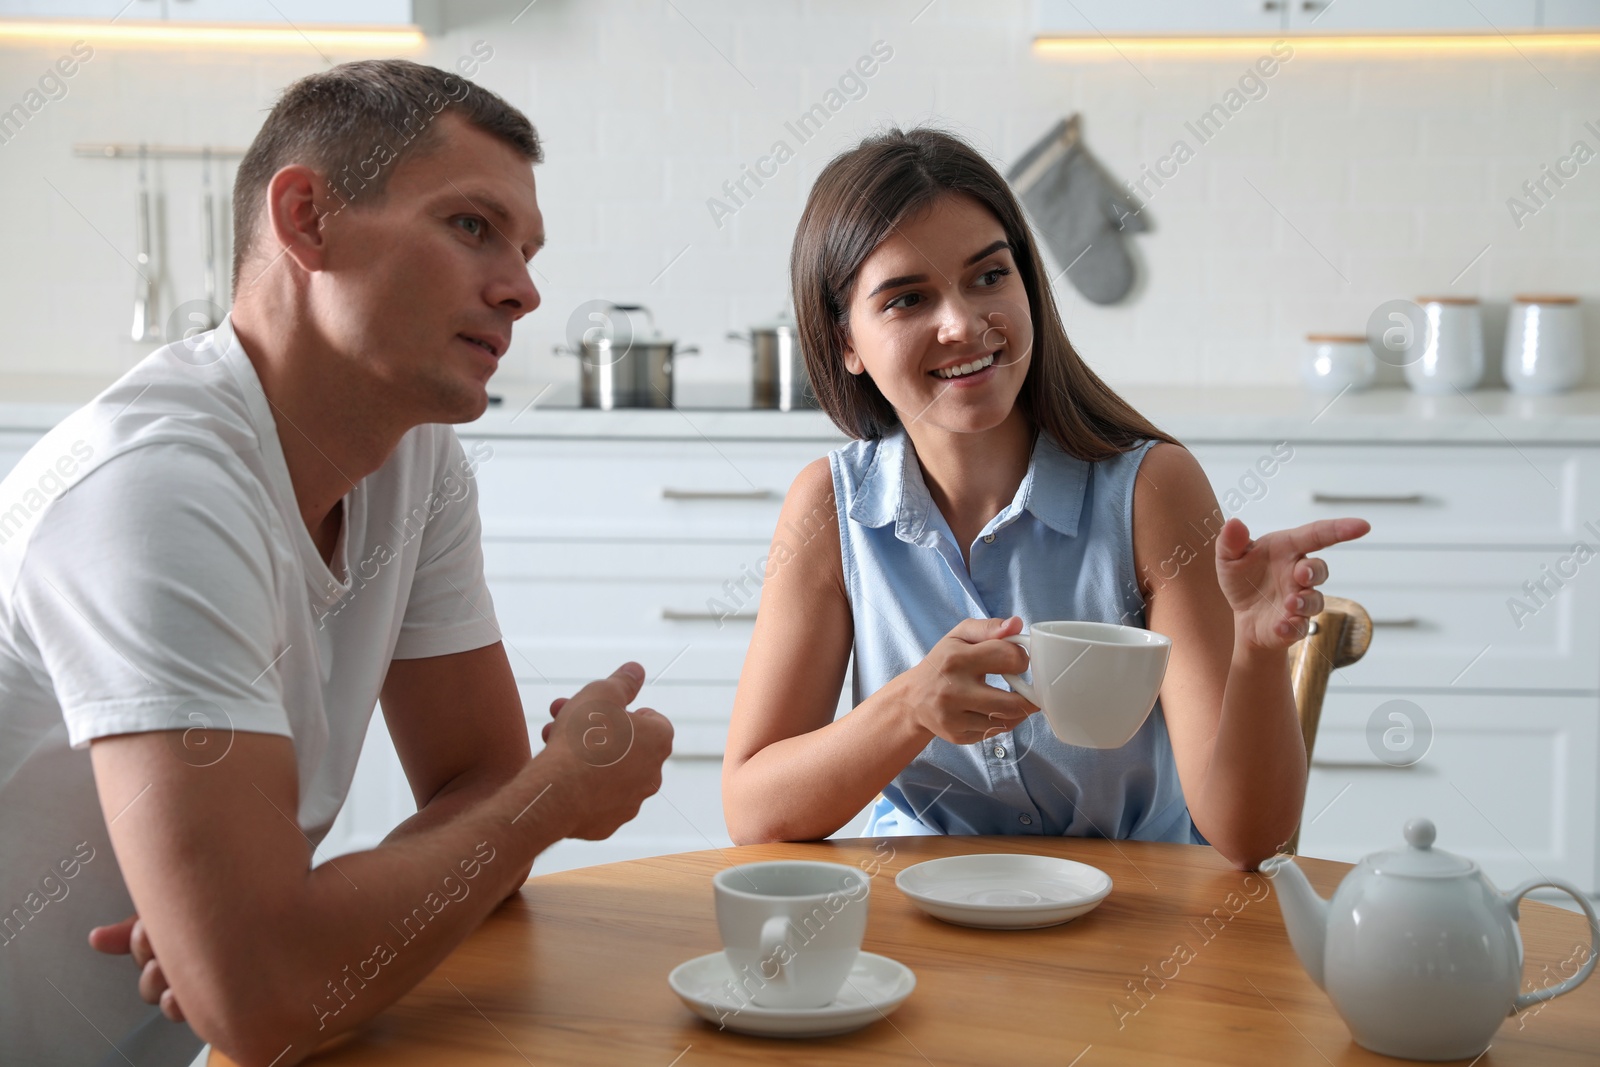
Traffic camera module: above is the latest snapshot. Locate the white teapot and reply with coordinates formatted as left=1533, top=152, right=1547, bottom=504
left=1264, top=817, right=1598, bottom=1061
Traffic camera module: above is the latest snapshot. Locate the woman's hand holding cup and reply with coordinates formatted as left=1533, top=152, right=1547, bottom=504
left=896, top=616, right=1037, bottom=745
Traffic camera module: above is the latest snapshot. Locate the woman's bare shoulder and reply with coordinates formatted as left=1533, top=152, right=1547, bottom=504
left=1135, top=440, right=1215, bottom=496
left=1130, top=442, right=1225, bottom=593
left=768, top=455, right=845, bottom=591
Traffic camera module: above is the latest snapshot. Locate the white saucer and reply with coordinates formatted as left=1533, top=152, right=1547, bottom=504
left=895, top=853, right=1113, bottom=929
left=668, top=950, right=915, bottom=1038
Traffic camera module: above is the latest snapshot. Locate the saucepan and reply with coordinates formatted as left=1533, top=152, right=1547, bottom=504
left=728, top=312, right=820, bottom=412
left=554, top=303, right=698, bottom=409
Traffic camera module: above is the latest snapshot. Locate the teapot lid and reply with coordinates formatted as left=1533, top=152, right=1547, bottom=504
left=1365, top=818, right=1476, bottom=878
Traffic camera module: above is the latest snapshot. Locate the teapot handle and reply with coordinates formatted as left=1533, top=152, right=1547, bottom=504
left=1506, top=877, right=1599, bottom=1013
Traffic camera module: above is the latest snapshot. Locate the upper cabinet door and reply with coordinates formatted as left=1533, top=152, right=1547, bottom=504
left=0, top=1, right=160, bottom=17
left=1286, top=0, right=1540, bottom=31
left=1032, top=0, right=1597, bottom=34
left=1542, top=0, right=1600, bottom=28
left=161, top=0, right=415, bottom=23
left=1035, top=0, right=1288, bottom=34
left=0, top=0, right=417, bottom=23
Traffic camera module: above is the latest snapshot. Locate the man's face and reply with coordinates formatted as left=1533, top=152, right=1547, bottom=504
left=311, top=113, right=545, bottom=424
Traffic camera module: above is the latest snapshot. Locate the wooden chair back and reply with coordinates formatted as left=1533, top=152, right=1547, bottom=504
left=1284, top=594, right=1372, bottom=854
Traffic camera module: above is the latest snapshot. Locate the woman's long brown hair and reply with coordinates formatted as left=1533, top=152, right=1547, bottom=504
left=791, top=126, right=1177, bottom=462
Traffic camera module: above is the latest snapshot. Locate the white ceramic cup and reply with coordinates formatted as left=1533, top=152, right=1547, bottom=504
left=1404, top=297, right=1484, bottom=394
left=1504, top=294, right=1584, bottom=395
left=1002, top=621, right=1171, bottom=749
left=712, top=861, right=869, bottom=1009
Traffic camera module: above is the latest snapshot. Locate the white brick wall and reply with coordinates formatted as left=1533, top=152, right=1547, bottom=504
left=1, top=0, right=1596, bottom=390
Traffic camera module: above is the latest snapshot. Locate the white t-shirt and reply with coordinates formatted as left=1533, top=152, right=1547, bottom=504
left=0, top=318, right=502, bottom=1065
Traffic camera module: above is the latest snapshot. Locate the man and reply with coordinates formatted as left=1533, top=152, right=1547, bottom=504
left=0, top=59, right=672, bottom=1066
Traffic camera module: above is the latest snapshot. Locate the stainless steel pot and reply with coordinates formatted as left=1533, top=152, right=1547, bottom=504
left=730, top=315, right=819, bottom=411
left=555, top=304, right=698, bottom=409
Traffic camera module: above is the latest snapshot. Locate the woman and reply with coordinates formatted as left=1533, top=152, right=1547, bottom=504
left=721, top=128, right=1369, bottom=869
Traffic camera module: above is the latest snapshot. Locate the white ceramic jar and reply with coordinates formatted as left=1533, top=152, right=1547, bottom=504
left=1404, top=297, right=1484, bottom=395
left=1303, top=334, right=1377, bottom=393
left=1503, top=294, right=1584, bottom=394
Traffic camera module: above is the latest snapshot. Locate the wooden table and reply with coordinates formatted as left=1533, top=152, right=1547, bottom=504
left=213, top=838, right=1600, bottom=1066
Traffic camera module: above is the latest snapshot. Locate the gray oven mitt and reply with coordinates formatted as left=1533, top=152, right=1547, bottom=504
left=1007, top=114, right=1148, bottom=305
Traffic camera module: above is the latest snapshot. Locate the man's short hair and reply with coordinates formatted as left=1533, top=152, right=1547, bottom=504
left=231, top=58, right=542, bottom=291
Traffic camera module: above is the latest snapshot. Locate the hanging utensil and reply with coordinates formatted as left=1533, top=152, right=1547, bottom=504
left=198, top=145, right=220, bottom=330
left=131, top=144, right=159, bottom=342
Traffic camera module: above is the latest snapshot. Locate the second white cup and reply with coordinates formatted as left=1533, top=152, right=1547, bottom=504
left=1003, top=621, right=1171, bottom=749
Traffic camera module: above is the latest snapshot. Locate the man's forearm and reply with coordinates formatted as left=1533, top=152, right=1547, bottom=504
left=96, top=670, right=666, bottom=1067
left=382, top=772, right=499, bottom=844
left=381, top=765, right=539, bottom=897
left=226, top=758, right=574, bottom=1065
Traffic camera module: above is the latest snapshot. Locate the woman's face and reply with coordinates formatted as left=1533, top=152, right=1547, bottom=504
left=841, top=192, right=1033, bottom=436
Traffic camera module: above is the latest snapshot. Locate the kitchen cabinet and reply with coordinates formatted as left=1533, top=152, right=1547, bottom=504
left=1544, top=0, right=1600, bottom=27
left=468, top=437, right=855, bottom=873
left=1035, top=0, right=1285, bottom=34
left=3, top=388, right=1598, bottom=891
left=1034, top=0, right=1594, bottom=34
left=1300, top=692, right=1596, bottom=890
left=1189, top=438, right=1600, bottom=894
left=1186, top=442, right=1599, bottom=547
left=0, top=0, right=427, bottom=25
left=0, top=1, right=141, bottom=17
left=401, top=420, right=1600, bottom=888
left=1286, top=0, right=1540, bottom=32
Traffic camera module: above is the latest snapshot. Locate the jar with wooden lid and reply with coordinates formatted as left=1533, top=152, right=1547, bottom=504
left=1405, top=296, right=1483, bottom=394
left=1302, top=334, right=1376, bottom=393
left=1504, top=294, right=1583, bottom=395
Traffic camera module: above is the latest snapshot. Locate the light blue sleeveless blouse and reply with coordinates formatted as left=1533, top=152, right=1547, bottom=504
left=829, top=426, right=1203, bottom=844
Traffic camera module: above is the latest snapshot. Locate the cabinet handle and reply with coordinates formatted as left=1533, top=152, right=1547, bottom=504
left=1262, top=1, right=1283, bottom=9
left=1371, top=617, right=1422, bottom=628
left=1311, top=492, right=1425, bottom=505
left=1311, top=758, right=1416, bottom=770
left=661, top=608, right=757, bottom=622
left=668, top=752, right=725, bottom=763
left=661, top=488, right=775, bottom=501
left=1301, top=0, right=1327, bottom=9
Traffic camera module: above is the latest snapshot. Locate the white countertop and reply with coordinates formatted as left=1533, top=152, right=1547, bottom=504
left=8, top=375, right=1600, bottom=444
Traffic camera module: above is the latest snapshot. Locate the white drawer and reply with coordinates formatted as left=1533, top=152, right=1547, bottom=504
left=323, top=701, right=735, bottom=865
left=1310, top=546, right=1600, bottom=690
left=520, top=682, right=739, bottom=758
left=1192, top=443, right=1600, bottom=546
left=483, top=538, right=773, bottom=581
left=468, top=437, right=830, bottom=540
left=530, top=751, right=731, bottom=875
left=1298, top=691, right=1598, bottom=893
left=486, top=538, right=1600, bottom=692
left=526, top=757, right=873, bottom=875
left=518, top=678, right=854, bottom=759
left=485, top=540, right=773, bottom=684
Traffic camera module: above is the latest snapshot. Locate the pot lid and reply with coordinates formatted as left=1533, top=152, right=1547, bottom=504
left=1363, top=818, right=1476, bottom=878
left=579, top=328, right=679, bottom=348
left=578, top=303, right=679, bottom=347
